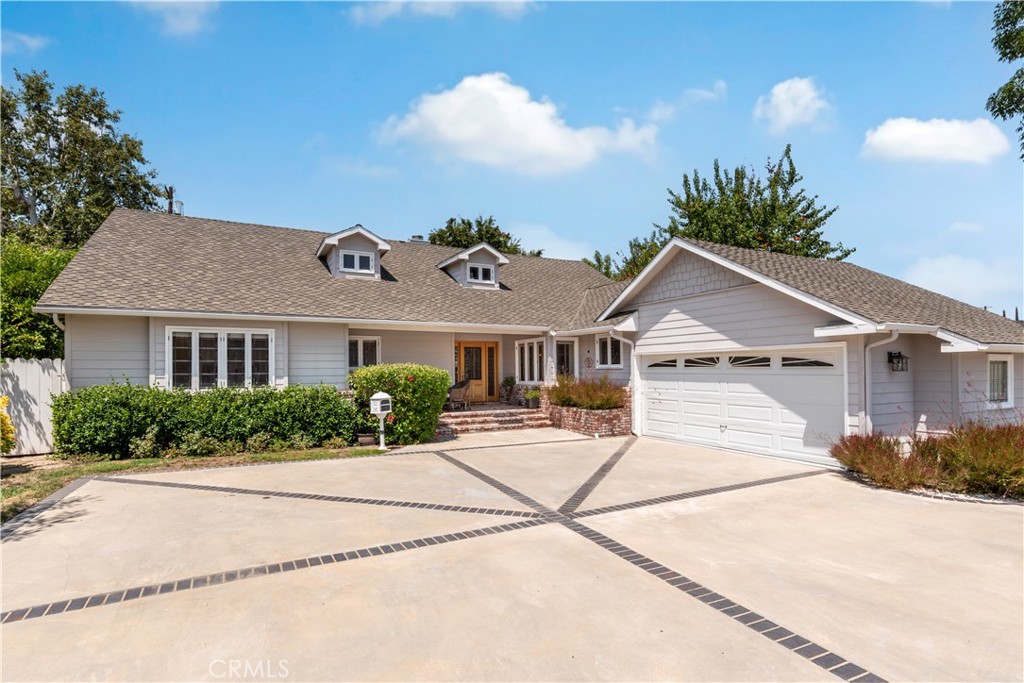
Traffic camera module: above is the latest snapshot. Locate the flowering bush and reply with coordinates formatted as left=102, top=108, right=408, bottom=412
left=349, top=363, right=450, bottom=444
left=0, top=396, right=16, bottom=455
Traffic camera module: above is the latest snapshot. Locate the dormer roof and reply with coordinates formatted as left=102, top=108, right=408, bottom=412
left=316, top=224, right=391, bottom=258
left=436, top=242, right=510, bottom=270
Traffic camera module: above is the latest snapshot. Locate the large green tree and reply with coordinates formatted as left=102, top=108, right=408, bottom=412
left=585, top=145, right=851, bottom=280
left=986, top=0, right=1024, bottom=160
left=1, top=70, right=164, bottom=248
left=428, top=216, right=543, bottom=256
left=0, top=239, right=76, bottom=359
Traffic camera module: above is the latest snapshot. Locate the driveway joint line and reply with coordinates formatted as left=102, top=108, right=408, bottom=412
left=571, top=469, right=831, bottom=518
left=0, top=476, right=96, bottom=542
left=0, top=518, right=550, bottom=625
left=557, top=435, right=637, bottom=514
left=98, top=476, right=541, bottom=519
left=434, top=451, right=552, bottom=515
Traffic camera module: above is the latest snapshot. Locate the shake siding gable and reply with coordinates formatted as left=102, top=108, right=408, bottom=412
left=630, top=249, right=754, bottom=306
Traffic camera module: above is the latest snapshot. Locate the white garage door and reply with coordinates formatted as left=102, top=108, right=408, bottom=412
left=640, top=348, right=845, bottom=465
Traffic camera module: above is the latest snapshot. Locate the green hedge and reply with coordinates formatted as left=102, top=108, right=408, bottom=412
left=51, top=384, right=358, bottom=458
left=349, top=363, right=450, bottom=444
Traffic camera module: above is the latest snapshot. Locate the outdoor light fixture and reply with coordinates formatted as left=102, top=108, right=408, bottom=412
left=887, top=351, right=909, bottom=372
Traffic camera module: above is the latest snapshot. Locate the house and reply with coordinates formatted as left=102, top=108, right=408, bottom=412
left=37, top=209, right=1023, bottom=466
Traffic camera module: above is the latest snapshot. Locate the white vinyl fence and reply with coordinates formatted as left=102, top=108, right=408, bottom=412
left=0, top=359, right=69, bottom=455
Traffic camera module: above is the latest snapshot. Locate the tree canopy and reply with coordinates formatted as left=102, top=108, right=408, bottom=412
left=0, top=238, right=76, bottom=359
left=584, top=145, right=852, bottom=280
left=1, top=69, right=164, bottom=248
left=428, top=216, right=543, bottom=256
left=986, top=0, right=1024, bottom=160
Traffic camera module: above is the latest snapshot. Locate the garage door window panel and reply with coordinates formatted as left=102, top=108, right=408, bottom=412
left=729, top=356, right=771, bottom=368
left=683, top=356, right=719, bottom=368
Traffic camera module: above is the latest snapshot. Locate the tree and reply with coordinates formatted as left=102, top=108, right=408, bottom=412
left=1, top=70, right=164, bottom=248
left=0, top=238, right=76, bottom=359
left=588, top=145, right=851, bottom=280
left=986, top=0, right=1024, bottom=160
left=428, top=216, right=542, bottom=256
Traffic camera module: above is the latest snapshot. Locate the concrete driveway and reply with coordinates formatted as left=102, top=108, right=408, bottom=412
left=2, top=429, right=1021, bottom=682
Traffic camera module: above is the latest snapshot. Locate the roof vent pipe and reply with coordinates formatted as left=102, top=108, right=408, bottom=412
left=410, top=234, right=426, bottom=243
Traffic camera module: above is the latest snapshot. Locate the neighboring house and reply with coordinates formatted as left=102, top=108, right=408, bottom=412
left=37, top=209, right=1023, bottom=466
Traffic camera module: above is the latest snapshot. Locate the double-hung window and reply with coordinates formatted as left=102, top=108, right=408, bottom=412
left=988, top=354, right=1014, bottom=409
left=596, top=335, right=622, bottom=368
left=349, top=336, right=380, bottom=369
left=340, top=250, right=374, bottom=274
left=515, top=338, right=545, bottom=384
left=467, top=263, right=495, bottom=284
left=168, top=328, right=273, bottom=389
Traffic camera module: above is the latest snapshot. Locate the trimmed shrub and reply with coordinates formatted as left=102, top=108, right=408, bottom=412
left=52, top=383, right=359, bottom=458
left=349, top=363, right=450, bottom=444
left=547, top=375, right=626, bottom=410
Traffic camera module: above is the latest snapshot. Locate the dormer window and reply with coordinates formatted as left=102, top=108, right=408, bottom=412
left=341, top=250, right=374, bottom=274
left=468, top=263, right=494, bottom=284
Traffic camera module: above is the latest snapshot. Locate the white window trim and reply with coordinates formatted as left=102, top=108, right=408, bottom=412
left=596, top=335, right=623, bottom=369
left=515, top=337, right=545, bottom=384
left=349, top=336, right=382, bottom=369
left=987, top=354, right=1014, bottom=409
left=340, top=250, right=375, bottom=274
left=165, top=326, right=275, bottom=390
left=467, top=262, right=496, bottom=285
left=555, top=337, right=579, bottom=378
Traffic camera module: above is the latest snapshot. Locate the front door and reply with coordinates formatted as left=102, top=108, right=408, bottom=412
left=455, top=341, right=498, bottom=403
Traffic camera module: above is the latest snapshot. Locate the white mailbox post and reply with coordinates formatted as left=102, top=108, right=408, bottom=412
left=369, top=391, right=392, bottom=451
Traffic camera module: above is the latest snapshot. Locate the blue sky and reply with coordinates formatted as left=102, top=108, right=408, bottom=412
left=3, top=1, right=1022, bottom=314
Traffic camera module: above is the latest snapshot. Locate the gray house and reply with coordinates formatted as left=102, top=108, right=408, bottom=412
left=37, top=209, right=1023, bottom=466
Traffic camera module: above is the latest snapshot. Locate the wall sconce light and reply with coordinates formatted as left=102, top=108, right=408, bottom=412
left=887, top=351, right=909, bottom=372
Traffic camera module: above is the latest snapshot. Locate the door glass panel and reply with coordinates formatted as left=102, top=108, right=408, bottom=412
left=251, top=334, right=270, bottom=386
left=557, top=342, right=575, bottom=376
left=537, top=343, right=544, bottom=382
left=227, top=334, right=246, bottom=387
left=487, top=346, right=496, bottom=396
left=518, top=344, right=526, bottom=382
left=464, top=346, right=482, bottom=380
left=527, top=344, right=534, bottom=380
left=348, top=340, right=360, bottom=368
left=198, top=333, right=218, bottom=389
left=171, top=332, right=192, bottom=388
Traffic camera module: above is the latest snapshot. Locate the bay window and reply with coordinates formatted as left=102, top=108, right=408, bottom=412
left=167, top=328, right=273, bottom=389
left=515, top=338, right=545, bottom=384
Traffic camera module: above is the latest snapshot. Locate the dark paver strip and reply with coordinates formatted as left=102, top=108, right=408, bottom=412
left=0, top=518, right=548, bottom=625
left=572, top=469, right=831, bottom=518
left=435, top=451, right=551, bottom=515
left=557, top=436, right=637, bottom=514
left=99, top=476, right=540, bottom=519
left=0, top=476, right=96, bottom=542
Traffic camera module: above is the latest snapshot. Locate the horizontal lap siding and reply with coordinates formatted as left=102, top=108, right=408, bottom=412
left=66, top=314, right=149, bottom=389
left=959, top=351, right=1024, bottom=423
left=578, top=333, right=631, bottom=385
left=869, top=335, right=915, bottom=434
left=289, top=322, right=346, bottom=387
left=911, top=336, right=956, bottom=432
left=635, top=284, right=836, bottom=354
left=350, top=329, right=454, bottom=380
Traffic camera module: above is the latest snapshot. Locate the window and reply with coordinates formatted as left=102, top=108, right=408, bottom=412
left=515, top=338, right=545, bottom=383
left=167, top=328, right=274, bottom=390
left=988, top=354, right=1014, bottom=408
left=648, top=359, right=678, bottom=369
left=596, top=336, right=622, bottom=368
left=729, top=355, right=771, bottom=368
left=340, top=250, right=374, bottom=274
left=348, top=336, right=380, bottom=369
left=781, top=356, right=834, bottom=368
left=683, top=356, right=719, bottom=368
left=468, top=263, right=495, bottom=284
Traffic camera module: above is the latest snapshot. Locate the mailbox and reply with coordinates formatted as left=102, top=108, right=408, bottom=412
left=370, top=392, right=392, bottom=416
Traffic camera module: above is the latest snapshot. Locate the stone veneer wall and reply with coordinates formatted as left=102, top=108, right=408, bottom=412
left=541, top=387, right=633, bottom=437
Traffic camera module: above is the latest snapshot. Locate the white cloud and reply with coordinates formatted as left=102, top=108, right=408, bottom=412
left=648, top=80, right=727, bottom=123
left=948, top=221, right=983, bottom=234
left=505, top=221, right=594, bottom=260
left=862, top=117, right=1009, bottom=164
left=381, top=72, right=657, bottom=175
left=753, top=77, right=831, bottom=134
left=903, top=254, right=1023, bottom=309
left=350, top=1, right=530, bottom=25
left=132, top=2, right=218, bottom=36
left=1, top=30, right=50, bottom=55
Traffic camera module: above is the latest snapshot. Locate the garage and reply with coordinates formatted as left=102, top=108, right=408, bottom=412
left=640, top=347, right=845, bottom=466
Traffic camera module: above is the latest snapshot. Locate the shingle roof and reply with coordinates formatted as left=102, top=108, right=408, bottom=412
left=37, top=209, right=621, bottom=330
left=682, top=238, right=1024, bottom=345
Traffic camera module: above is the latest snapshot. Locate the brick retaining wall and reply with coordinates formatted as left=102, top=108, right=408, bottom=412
left=542, top=387, right=633, bottom=437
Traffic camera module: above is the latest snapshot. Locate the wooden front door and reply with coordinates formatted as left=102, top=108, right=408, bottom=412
left=455, top=341, right=498, bottom=403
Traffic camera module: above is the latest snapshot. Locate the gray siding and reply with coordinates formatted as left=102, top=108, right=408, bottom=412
left=442, top=249, right=501, bottom=289
left=867, top=334, right=915, bottom=434
left=66, top=314, right=149, bottom=389
left=578, top=333, right=632, bottom=385
left=635, top=283, right=836, bottom=354
left=349, top=328, right=455, bottom=380
left=329, top=233, right=383, bottom=279
left=289, top=321, right=346, bottom=387
left=911, top=336, right=957, bottom=432
left=631, top=249, right=753, bottom=306
left=958, top=351, right=1024, bottom=422
left=151, top=317, right=287, bottom=388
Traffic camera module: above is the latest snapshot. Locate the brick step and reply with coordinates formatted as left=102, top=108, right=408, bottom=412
left=438, top=415, right=551, bottom=428
left=437, top=409, right=552, bottom=435
left=439, top=408, right=544, bottom=423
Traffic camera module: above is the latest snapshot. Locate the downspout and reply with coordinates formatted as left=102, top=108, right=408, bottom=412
left=609, top=328, right=638, bottom=435
left=51, top=313, right=66, bottom=331
left=864, top=331, right=899, bottom=433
